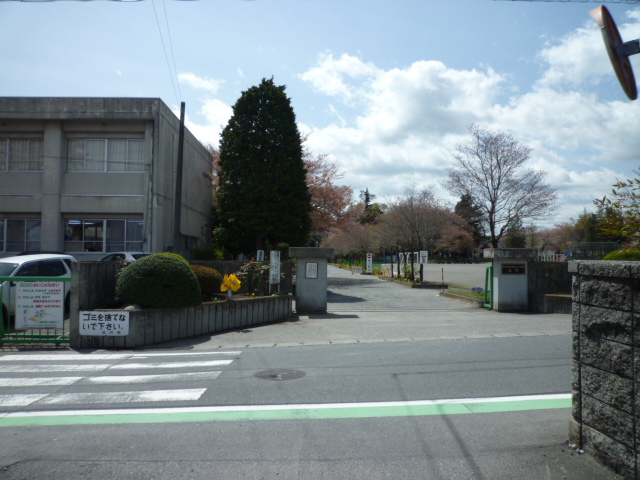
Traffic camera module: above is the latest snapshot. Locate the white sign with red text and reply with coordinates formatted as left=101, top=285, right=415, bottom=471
left=15, top=281, right=64, bottom=330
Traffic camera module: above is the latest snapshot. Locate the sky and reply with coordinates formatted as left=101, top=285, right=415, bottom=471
left=2, top=0, right=640, bottom=229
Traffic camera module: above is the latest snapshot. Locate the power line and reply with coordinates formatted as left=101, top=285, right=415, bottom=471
left=3, top=0, right=640, bottom=2
left=161, top=0, right=182, bottom=102
left=150, top=0, right=181, bottom=104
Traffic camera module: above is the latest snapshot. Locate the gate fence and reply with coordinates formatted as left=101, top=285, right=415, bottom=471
left=0, top=276, right=71, bottom=345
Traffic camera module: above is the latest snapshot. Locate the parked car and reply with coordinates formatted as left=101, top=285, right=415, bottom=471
left=100, top=252, right=150, bottom=262
left=0, top=254, right=76, bottom=327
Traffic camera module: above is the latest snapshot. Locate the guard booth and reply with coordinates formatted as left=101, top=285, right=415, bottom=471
left=289, top=247, right=334, bottom=313
left=489, top=248, right=537, bottom=311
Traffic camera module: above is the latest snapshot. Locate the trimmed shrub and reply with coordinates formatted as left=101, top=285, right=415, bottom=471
left=155, top=252, right=189, bottom=263
left=191, top=265, right=223, bottom=299
left=116, top=254, right=201, bottom=308
left=603, top=249, right=640, bottom=261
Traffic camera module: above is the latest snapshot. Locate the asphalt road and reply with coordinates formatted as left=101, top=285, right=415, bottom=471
left=0, top=265, right=622, bottom=480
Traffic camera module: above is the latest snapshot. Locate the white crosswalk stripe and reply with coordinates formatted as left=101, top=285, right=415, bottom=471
left=37, top=389, right=208, bottom=405
left=0, top=351, right=239, bottom=408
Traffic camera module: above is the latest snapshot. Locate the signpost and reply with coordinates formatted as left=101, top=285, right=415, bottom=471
left=591, top=5, right=640, bottom=100
left=366, top=253, right=373, bottom=273
left=257, top=250, right=265, bottom=262
left=269, top=251, right=281, bottom=291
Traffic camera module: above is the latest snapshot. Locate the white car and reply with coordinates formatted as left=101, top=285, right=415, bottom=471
left=0, top=254, right=76, bottom=327
left=100, top=252, right=150, bottom=262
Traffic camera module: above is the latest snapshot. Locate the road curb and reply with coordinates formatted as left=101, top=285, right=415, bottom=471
left=438, top=291, right=484, bottom=307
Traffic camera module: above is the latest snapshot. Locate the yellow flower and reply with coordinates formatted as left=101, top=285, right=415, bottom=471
left=221, top=274, right=242, bottom=292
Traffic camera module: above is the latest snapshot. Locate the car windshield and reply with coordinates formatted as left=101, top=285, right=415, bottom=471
left=0, top=262, right=19, bottom=277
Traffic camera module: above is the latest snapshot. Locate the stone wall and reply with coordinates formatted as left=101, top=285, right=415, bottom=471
left=569, top=260, right=640, bottom=479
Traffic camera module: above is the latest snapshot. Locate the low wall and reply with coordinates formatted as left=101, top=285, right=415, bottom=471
left=529, top=293, right=572, bottom=313
left=528, top=261, right=571, bottom=295
left=72, top=295, right=293, bottom=349
left=569, top=260, right=640, bottom=479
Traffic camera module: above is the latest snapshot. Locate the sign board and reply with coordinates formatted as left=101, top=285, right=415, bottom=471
left=305, top=262, right=318, bottom=279
left=15, top=281, right=64, bottom=330
left=270, top=250, right=281, bottom=284
left=419, top=251, right=429, bottom=264
left=352, top=267, right=363, bottom=274
left=366, top=253, right=373, bottom=273
left=257, top=250, right=265, bottom=262
left=80, top=311, right=130, bottom=336
left=502, top=263, right=526, bottom=275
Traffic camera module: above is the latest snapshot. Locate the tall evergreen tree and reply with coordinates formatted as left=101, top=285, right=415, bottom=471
left=454, top=193, right=485, bottom=247
left=216, top=78, right=312, bottom=255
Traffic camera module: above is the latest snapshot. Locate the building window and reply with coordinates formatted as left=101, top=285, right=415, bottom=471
left=66, top=139, right=145, bottom=172
left=0, top=139, right=44, bottom=171
left=0, top=219, right=41, bottom=252
left=64, top=219, right=144, bottom=252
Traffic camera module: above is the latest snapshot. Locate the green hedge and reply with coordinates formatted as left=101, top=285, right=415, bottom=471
left=116, top=254, right=201, bottom=308
left=603, top=249, right=640, bottom=261
left=191, top=264, right=223, bottom=299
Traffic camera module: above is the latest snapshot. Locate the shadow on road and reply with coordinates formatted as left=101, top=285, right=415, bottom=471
left=328, top=277, right=380, bottom=287
left=327, top=291, right=367, bottom=304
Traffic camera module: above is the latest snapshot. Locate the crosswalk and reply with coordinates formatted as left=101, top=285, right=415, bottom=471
left=0, top=350, right=241, bottom=408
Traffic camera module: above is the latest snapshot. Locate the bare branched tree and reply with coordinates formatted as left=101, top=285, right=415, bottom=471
left=442, top=125, right=557, bottom=248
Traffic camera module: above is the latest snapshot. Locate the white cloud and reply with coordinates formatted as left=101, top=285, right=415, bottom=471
left=178, top=72, right=224, bottom=93
left=536, top=8, right=640, bottom=91
left=300, top=53, right=379, bottom=103
left=298, top=41, right=640, bottom=225
left=181, top=11, right=640, bottom=226
left=174, top=97, right=233, bottom=147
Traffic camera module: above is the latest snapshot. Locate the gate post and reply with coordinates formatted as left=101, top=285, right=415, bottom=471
left=289, top=247, right=334, bottom=313
left=491, top=248, right=538, bottom=311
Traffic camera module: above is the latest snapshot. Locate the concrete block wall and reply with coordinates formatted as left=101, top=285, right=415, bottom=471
left=569, top=260, right=640, bottom=479
left=72, top=295, right=293, bottom=349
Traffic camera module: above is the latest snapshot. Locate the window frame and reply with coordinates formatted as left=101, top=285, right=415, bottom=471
left=0, top=219, right=42, bottom=253
left=0, top=138, right=44, bottom=172
left=66, top=138, right=145, bottom=173
left=64, top=219, right=144, bottom=253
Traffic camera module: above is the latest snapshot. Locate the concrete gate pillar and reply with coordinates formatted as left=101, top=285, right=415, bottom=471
left=491, top=248, right=537, bottom=311
left=289, top=247, right=334, bottom=313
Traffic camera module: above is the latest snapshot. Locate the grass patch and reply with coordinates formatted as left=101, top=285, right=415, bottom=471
left=447, top=288, right=485, bottom=301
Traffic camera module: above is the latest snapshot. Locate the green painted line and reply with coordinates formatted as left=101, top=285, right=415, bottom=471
left=0, top=395, right=571, bottom=427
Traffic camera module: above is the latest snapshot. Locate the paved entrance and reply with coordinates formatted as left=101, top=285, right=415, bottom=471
left=159, top=265, right=571, bottom=350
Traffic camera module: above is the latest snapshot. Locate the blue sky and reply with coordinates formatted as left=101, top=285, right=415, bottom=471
left=2, top=0, right=640, bottom=228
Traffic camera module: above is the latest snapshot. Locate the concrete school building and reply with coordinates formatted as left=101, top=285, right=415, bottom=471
left=0, top=97, right=213, bottom=259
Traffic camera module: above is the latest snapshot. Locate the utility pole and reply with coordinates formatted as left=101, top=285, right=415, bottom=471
left=172, top=102, right=185, bottom=254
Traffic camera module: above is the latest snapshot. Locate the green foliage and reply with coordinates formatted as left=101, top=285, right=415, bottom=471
left=359, top=188, right=386, bottom=224
left=454, top=193, right=485, bottom=248
left=237, top=260, right=272, bottom=295
left=504, top=218, right=526, bottom=248
left=190, top=265, right=223, bottom=298
left=594, top=175, right=640, bottom=246
left=116, top=254, right=201, bottom=308
left=156, top=252, right=189, bottom=263
left=603, top=249, right=640, bottom=261
left=216, top=78, right=312, bottom=255
left=192, top=246, right=224, bottom=261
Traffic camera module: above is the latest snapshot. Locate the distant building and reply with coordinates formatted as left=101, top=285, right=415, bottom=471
left=0, top=97, right=212, bottom=259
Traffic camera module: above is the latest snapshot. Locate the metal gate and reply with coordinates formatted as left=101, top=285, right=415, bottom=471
left=0, top=276, right=71, bottom=345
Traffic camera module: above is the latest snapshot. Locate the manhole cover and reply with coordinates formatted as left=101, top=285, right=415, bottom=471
left=254, top=369, right=305, bottom=381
